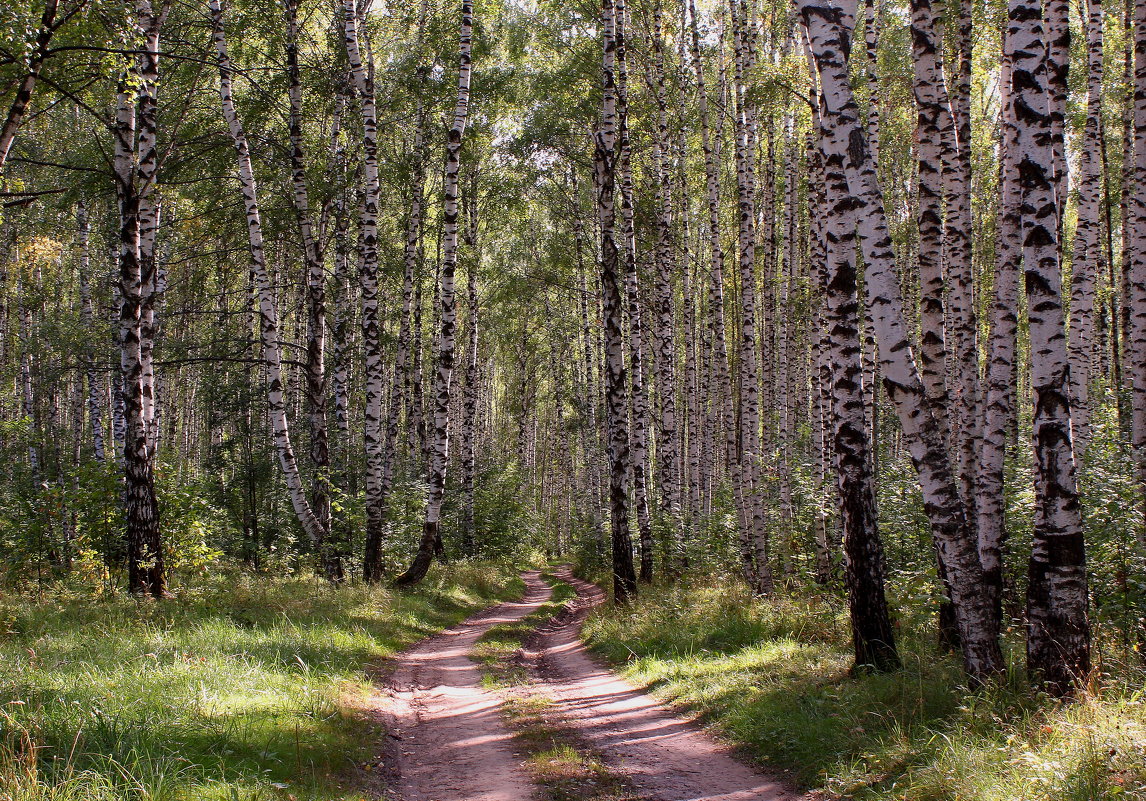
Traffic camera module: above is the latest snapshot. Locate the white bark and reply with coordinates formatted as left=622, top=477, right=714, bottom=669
left=210, top=0, right=325, bottom=553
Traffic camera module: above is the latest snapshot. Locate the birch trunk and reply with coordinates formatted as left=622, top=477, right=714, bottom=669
left=114, top=19, right=165, bottom=597
left=135, top=1, right=162, bottom=457
left=1132, top=0, right=1146, bottom=552
left=730, top=0, right=773, bottom=595
left=210, top=0, right=327, bottom=562
left=77, top=202, right=105, bottom=464
left=396, top=111, right=427, bottom=467
left=0, top=0, right=59, bottom=174
left=396, top=0, right=474, bottom=586
left=285, top=0, right=339, bottom=581
left=461, top=170, right=480, bottom=555
left=977, top=45, right=1020, bottom=631
left=816, top=103, right=899, bottom=671
left=909, top=0, right=952, bottom=435
left=615, top=0, right=653, bottom=582
left=808, top=124, right=840, bottom=585
left=342, top=0, right=388, bottom=577
left=596, top=0, right=638, bottom=603
left=798, top=0, right=1003, bottom=680
left=690, top=0, right=751, bottom=586
left=1008, top=0, right=1091, bottom=695
left=1069, top=0, right=1104, bottom=460
left=650, top=0, right=682, bottom=534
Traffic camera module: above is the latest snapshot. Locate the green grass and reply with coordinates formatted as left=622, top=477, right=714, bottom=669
left=583, top=577, right=1146, bottom=801
left=0, top=564, right=523, bottom=801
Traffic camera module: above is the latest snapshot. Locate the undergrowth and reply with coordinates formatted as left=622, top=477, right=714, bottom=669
left=0, top=563, right=522, bottom=801
left=583, top=576, right=1146, bottom=801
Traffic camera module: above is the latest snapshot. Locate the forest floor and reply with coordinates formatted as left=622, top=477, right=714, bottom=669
left=584, top=574, right=1146, bottom=801
left=371, top=567, right=795, bottom=801
left=0, top=564, right=525, bottom=801
left=5, top=567, right=1145, bottom=801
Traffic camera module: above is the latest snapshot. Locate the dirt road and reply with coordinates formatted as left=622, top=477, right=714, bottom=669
left=380, top=569, right=795, bottom=801
left=382, top=573, right=553, bottom=801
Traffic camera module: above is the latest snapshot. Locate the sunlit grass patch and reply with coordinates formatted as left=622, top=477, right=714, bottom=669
left=584, top=576, right=1146, bottom=801
left=0, top=563, right=521, bottom=801
left=525, top=743, right=634, bottom=801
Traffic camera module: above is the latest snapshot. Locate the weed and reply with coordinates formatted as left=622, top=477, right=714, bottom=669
left=0, top=564, right=521, bottom=801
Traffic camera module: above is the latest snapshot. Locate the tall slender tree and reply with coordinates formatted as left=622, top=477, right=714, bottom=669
left=210, top=0, right=328, bottom=567
left=1007, top=0, right=1090, bottom=696
left=396, top=0, right=474, bottom=586
left=342, top=0, right=388, bottom=580
left=596, top=0, right=637, bottom=603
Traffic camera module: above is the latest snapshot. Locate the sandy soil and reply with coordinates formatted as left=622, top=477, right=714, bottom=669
left=526, top=567, right=797, bottom=801
left=380, top=568, right=796, bottom=801
left=381, top=572, right=552, bottom=800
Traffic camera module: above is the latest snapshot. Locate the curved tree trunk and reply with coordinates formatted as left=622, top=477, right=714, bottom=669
left=210, top=0, right=327, bottom=561
left=0, top=0, right=60, bottom=174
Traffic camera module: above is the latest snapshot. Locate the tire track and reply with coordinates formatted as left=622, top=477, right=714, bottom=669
left=382, top=571, right=552, bottom=800
left=524, top=566, right=798, bottom=801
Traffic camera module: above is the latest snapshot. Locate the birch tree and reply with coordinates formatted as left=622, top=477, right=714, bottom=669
left=396, top=0, right=474, bottom=586
left=596, top=0, right=638, bottom=603
left=1007, top=0, right=1090, bottom=695
left=1069, top=0, right=1105, bottom=459
left=209, top=0, right=329, bottom=569
left=285, top=0, right=339, bottom=580
left=114, top=0, right=167, bottom=598
left=77, top=202, right=105, bottom=464
left=797, top=0, right=1003, bottom=681
left=341, top=0, right=388, bottom=580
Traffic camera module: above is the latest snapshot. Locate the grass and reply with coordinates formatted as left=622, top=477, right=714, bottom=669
left=0, top=563, right=523, bottom=801
left=472, top=572, right=637, bottom=801
left=582, top=576, right=1146, bottom=801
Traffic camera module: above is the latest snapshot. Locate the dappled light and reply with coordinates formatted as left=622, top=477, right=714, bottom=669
left=2, top=0, right=1146, bottom=797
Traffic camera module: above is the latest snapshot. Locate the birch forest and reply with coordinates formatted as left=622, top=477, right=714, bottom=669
left=2, top=0, right=1146, bottom=798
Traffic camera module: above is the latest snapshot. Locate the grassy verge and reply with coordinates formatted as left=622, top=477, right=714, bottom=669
left=583, top=577, right=1146, bottom=801
left=0, top=563, right=523, bottom=801
left=472, top=572, right=637, bottom=801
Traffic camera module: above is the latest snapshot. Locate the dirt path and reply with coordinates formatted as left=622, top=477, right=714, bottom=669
left=525, top=567, right=797, bottom=801
left=381, top=571, right=553, bottom=801
left=379, top=569, right=795, bottom=801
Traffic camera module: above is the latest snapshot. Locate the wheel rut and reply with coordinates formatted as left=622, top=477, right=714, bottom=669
left=381, top=571, right=552, bottom=801
left=378, top=568, right=797, bottom=801
left=525, top=566, right=797, bottom=801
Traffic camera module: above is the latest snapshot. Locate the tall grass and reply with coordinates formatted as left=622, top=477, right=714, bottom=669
left=0, top=565, right=522, bottom=801
left=584, top=578, right=1146, bottom=800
